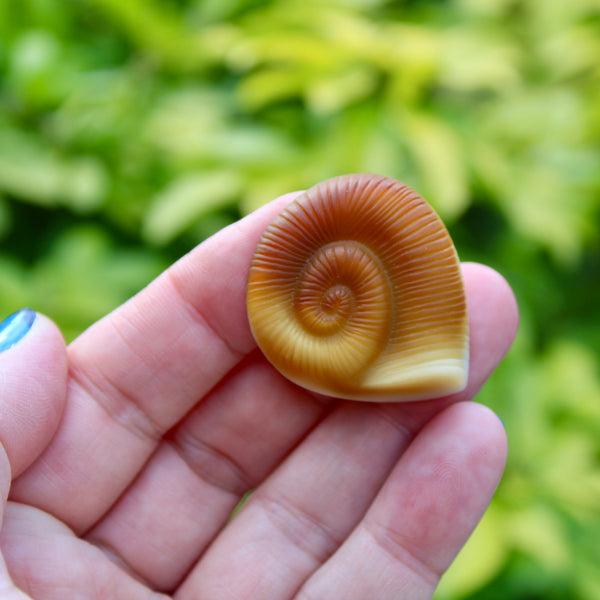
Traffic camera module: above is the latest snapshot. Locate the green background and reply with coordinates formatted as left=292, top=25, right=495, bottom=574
left=1, top=0, right=599, bottom=598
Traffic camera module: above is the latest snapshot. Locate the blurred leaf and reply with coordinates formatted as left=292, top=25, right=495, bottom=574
left=506, top=506, right=571, bottom=572
left=10, top=29, right=61, bottom=78
left=456, top=0, right=517, bottom=17
left=539, top=24, right=600, bottom=80
left=89, top=0, right=227, bottom=72
left=439, top=26, right=522, bottom=93
left=238, top=68, right=306, bottom=110
left=540, top=341, right=600, bottom=425
left=400, top=113, right=469, bottom=219
left=147, top=87, right=297, bottom=167
left=575, top=557, right=600, bottom=600
left=484, top=89, right=587, bottom=147
left=542, top=431, right=600, bottom=516
left=48, top=69, right=150, bottom=147
left=7, top=29, right=66, bottom=107
left=306, top=66, right=378, bottom=115
left=143, top=170, right=242, bottom=245
left=0, top=128, right=107, bottom=211
left=240, top=172, right=304, bottom=215
left=504, top=167, right=593, bottom=264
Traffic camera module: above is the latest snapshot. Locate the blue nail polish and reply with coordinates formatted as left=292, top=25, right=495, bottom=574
left=0, top=308, right=36, bottom=351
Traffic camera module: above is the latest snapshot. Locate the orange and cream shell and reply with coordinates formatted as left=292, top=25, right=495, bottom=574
left=246, top=174, right=469, bottom=401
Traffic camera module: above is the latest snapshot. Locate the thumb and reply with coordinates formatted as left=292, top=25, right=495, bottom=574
left=0, top=309, right=68, bottom=478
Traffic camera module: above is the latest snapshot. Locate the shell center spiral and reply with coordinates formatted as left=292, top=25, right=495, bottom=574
left=295, top=245, right=356, bottom=336
left=293, top=242, right=392, bottom=349
left=321, top=284, right=353, bottom=316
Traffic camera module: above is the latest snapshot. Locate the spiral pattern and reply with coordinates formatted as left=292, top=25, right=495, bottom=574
left=247, top=174, right=469, bottom=401
left=296, top=241, right=392, bottom=376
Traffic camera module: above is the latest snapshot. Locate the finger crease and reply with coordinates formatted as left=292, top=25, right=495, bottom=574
left=256, top=491, right=343, bottom=566
left=364, top=519, right=441, bottom=588
left=69, top=365, right=163, bottom=445
left=169, top=432, right=253, bottom=497
left=373, top=405, right=414, bottom=440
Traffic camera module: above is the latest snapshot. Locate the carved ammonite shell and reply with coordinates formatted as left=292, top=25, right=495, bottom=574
left=246, top=174, right=469, bottom=401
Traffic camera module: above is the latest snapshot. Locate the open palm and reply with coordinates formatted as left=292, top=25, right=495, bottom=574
left=0, top=192, right=518, bottom=600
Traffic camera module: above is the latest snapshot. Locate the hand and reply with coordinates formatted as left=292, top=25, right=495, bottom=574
left=0, top=192, right=518, bottom=600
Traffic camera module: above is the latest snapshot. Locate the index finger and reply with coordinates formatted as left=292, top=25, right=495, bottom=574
left=10, top=192, right=301, bottom=531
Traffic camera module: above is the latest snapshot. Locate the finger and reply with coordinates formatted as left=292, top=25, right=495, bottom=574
left=0, top=499, right=170, bottom=599
left=454, top=262, right=519, bottom=401
left=0, top=307, right=68, bottom=599
left=0, top=444, right=33, bottom=599
left=170, top=265, right=517, bottom=599
left=0, top=315, right=175, bottom=600
left=294, top=402, right=507, bottom=600
left=0, top=310, right=68, bottom=477
left=87, top=355, right=327, bottom=591
left=10, top=193, right=300, bottom=531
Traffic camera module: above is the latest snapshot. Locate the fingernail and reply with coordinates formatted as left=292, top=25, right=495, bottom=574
left=0, top=308, right=36, bottom=352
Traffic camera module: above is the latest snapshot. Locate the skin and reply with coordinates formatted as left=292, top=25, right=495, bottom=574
left=0, top=192, right=518, bottom=599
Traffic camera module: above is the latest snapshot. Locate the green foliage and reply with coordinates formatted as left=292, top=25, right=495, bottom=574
left=1, top=0, right=599, bottom=597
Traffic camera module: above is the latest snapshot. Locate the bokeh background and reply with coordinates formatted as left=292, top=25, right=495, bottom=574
left=1, top=0, right=599, bottom=598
